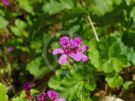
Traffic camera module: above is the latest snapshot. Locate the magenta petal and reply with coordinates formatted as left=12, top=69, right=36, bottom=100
left=70, top=40, right=78, bottom=49
left=81, top=45, right=89, bottom=52
left=58, top=54, right=68, bottom=65
left=47, top=90, right=58, bottom=100
left=79, top=53, right=89, bottom=62
left=7, top=47, right=14, bottom=52
left=69, top=52, right=81, bottom=61
left=59, top=36, right=69, bottom=48
left=60, top=36, right=69, bottom=42
left=23, top=82, right=32, bottom=92
left=52, top=48, right=64, bottom=55
left=74, top=37, right=82, bottom=46
left=37, top=93, right=48, bottom=101
left=2, top=0, right=10, bottom=6
left=57, top=98, right=66, bottom=101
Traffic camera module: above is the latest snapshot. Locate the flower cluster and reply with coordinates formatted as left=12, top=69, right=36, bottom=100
left=23, top=82, right=65, bottom=101
left=52, top=36, right=89, bottom=65
left=38, top=90, right=65, bottom=101
left=1, top=0, right=10, bottom=6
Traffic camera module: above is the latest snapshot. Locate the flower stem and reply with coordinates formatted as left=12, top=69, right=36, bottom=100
left=87, top=16, right=99, bottom=41
left=81, top=0, right=100, bottom=41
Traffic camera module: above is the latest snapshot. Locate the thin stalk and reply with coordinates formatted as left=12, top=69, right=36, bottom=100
left=81, top=0, right=100, bottom=41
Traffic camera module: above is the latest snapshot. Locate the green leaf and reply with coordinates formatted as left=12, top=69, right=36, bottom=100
left=43, top=0, right=74, bottom=14
left=20, top=89, right=39, bottom=98
left=106, top=74, right=123, bottom=88
left=123, top=81, right=133, bottom=90
left=15, top=19, right=27, bottom=30
left=0, top=83, right=8, bottom=101
left=125, top=0, right=135, bottom=5
left=89, top=32, right=128, bottom=73
left=0, top=16, right=8, bottom=29
left=88, top=42, right=103, bottom=72
left=12, top=89, right=38, bottom=101
left=109, top=58, right=126, bottom=72
left=10, top=26, right=21, bottom=36
left=121, top=46, right=135, bottom=65
left=49, top=73, right=84, bottom=100
left=130, top=7, right=135, bottom=24
left=30, top=38, right=42, bottom=53
left=91, top=0, right=122, bottom=16
left=12, top=97, right=23, bottom=101
left=17, top=0, right=34, bottom=14
left=84, top=82, right=96, bottom=91
left=48, top=65, right=96, bottom=101
left=26, top=57, right=49, bottom=78
left=10, top=19, right=28, bottom=37
left=122, top=32, right=135, bottom=49
left=127, top=49, right=135, bottom=65
left=69, top=25, right=80, bottom=35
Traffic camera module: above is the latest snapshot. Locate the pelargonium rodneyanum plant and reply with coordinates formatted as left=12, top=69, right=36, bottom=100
left=52, top=36, right=89, bottom=65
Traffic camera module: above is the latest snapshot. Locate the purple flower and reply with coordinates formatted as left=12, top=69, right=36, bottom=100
left=47, top=90, right=65, bottom=101
left=1, top=0, right=10, bottom=6
left=37, top=93, right=48, bottom=101
left=52, top=36, right=89, bottom=65
left=23, top=82, right=32, bottom=97
left=37, top=90, right=65, bottom=101
left=7, top=47, right=14, bottom=52
left=56, top=98, right=65, bottom=101
left=74, top=37, right=82, bottom=46
left=59, top=36, right=69, bottom=48
left=69, top=39, right=78, bottom=49
left=47, top=90, right=58, bottom=101
left=23, top=82, right=32, bottom=92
